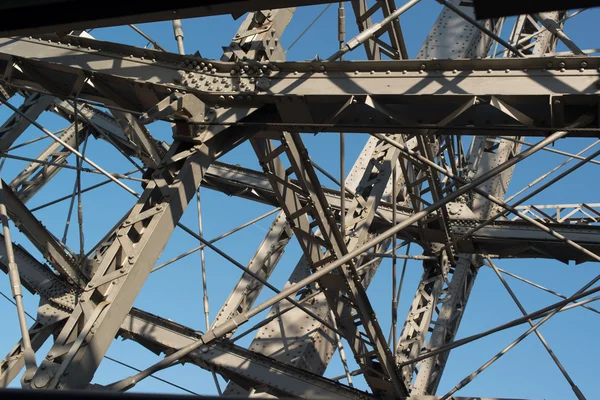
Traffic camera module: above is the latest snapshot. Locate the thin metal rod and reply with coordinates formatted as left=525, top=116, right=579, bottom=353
left=338, top=1, right=346, bottom=61
left=490, top=17, right=505, bottom=58
left=447, top=144, right=600, bottom=253
left=0, top=97, right=138, bottom=196
left=30, top=170, right=139, bottom=212
left=374, top=132, right=600, bottom=264
left=61, top=134, right=89, bottom=245
left=399, top=284, right=600, bottom=369
left=174, top=223, right=347, bottom=339
left=367, top=252, right=434, bottom=260
left=533, top=13, right=585, bottom=55
left=505, top=139, right=600, bottom=203
left=72, top=107, right=146, bottom=174
left=331, top=368, right=364, bottom=382
left=434, top=0, right=525, bottom=57
left=499, top=136, right=600, bottom=166
left=340, top=132, right=345, bottom=237
left=488, top=264, right=600, bottom=315
left=129, top=24, right=168, bottom=52
left=74, top=99, right=85, bottom=259
left=151, top=208, right=280, bottom=273
left=0, top=290, right=201, bottom=396
left=391, top=160, right=398, bottom=353
left=172, top=20, right=185, bottom=55
left=230, top=290, right=321, bottom=343
left=312, top=160, right=393, bottom=224
left=0, top=177, right=37, bottom=381
left=440, top=269, right=600, bottom=400
left=285, top=3, right=332, bottom=53
left=1, top=152, right=94, bottom=173
left=108, top=127, right=562, bottom=392
left=105, top=356, right=202, bottom=396
left=7, top=134, right=51, bottom=151
left=209, top=366, right=222, bottom=396
left=328, top=0, right=421, bottom=61
left=196, top=188, right=210, bottom=331
left=330, top=309, right=353, bottom=387
left=389, top=242, right=410, bottom=347
left=487, top=258, right=585, bottom=400
left=0, top=152, right=146, bottom=183
left=357, top=240, right=412, bottom=273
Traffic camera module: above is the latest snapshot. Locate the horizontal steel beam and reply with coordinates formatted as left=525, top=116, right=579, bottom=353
left=0, top=36, right=598, bottom=135
left=121, top=308, right=371, bottom=399
left=203, top=162, right=600, bottom=262
left=0, top=234, right=367, bottom=399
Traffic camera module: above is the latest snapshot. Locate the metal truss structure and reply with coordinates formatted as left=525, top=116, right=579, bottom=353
left=0, top=1, right=598, bottom=399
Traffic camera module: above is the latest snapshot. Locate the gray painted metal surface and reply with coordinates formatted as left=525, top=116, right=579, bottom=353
left=0, top=2, right=596, bottom=400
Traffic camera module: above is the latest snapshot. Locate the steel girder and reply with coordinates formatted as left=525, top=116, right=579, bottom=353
left=18, top=105, right=264, bottom=388
left=394, top=2, right=504, bottom=389
left=0, top=2, right=596, bottom=399
left=0, top=232, right=370, bottom=399
left=408, top=10, right=566, bottom=396
left=0, top=36, right=598, bottom=135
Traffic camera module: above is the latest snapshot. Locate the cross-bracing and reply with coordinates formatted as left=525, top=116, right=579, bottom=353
left=0, top=2, right=598, bottom=399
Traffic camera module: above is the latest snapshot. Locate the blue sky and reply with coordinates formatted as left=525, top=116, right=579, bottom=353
left=0, top=2, right=599, bottom=398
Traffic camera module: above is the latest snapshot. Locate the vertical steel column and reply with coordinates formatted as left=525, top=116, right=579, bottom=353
left=395, top=0, right=503, bottom=390
left=410, top=11, right=563, bottom=396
